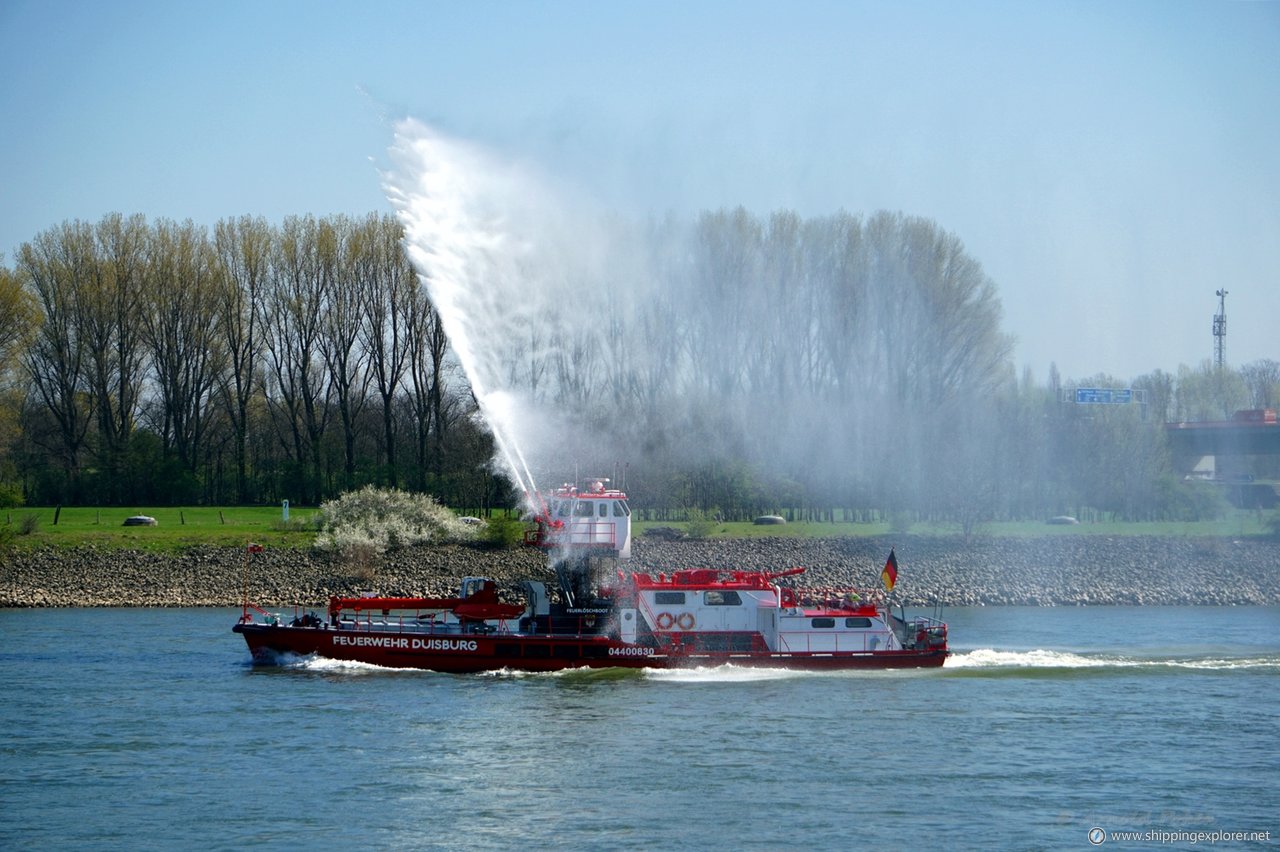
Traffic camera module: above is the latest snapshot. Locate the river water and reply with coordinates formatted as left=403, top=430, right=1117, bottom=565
left=1, top=606, right=1277, bottom=850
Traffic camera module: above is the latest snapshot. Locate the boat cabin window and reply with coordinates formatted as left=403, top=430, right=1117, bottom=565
left=654, top=591, right=685, bottom=605
left=554, top=501, right=569, bottom=518
left=811, top=617, right=836, bottom=629
left=598, top=502, right=608, bottom=517
left=574, top=501, right=594, bottom=517
left=704, top=590, right=742, bottom=606
left=613, top=500, right=630, bottom=517
left=845, top=617, right=873, bottom=628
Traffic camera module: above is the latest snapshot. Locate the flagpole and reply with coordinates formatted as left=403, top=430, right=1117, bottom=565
left=242, top=542, right=251, bottom=622
left=880, top=547, right=899, bottom=627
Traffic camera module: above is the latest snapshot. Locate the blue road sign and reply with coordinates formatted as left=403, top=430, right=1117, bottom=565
left=1075, top=388, right=1133, bottom=404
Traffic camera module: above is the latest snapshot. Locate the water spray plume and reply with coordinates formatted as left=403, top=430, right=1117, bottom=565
left=382, top=118, right=1012, bottom=519
left=384, top=118, right=653, bottom=512
left=384, top=120, right=547, bottom=505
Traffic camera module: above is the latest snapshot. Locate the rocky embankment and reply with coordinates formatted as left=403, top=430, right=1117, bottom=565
left=2, top=535, right=1279, bottom=608
left=632, top=536, right=1280, bottom=605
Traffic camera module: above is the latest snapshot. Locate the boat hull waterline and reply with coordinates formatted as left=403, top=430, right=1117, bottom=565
left=233, top=621, right=947, bottom=673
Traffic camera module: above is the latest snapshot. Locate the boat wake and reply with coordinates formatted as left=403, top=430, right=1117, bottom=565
left=646, top=665, right=814, bottom=684
left=642, top=664, right=918, bottom=683
left=248, top=650, right=1277, bottom=682
left=946, top=648, right=1280, bottom=674
left=477, top=666, right=643, bottom=683
left=265, top=652, right=402, bottom=675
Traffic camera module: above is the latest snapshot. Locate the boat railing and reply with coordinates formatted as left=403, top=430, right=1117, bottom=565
left=526, top=519, right=618, bottom=549
left=776, top=628, right=896, bottom=654
left=332, top=608, right=518, bottom=636
left=900, top=614, right=948, bottom=650
left=793, top=588, right=884, bottom=609
left=274, top=602, right=604, bottom=639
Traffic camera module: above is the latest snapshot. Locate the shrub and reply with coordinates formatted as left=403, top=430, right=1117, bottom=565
left=685, top=507, right=716, bottom=540
left=481, top=514, right=528, bottom=549
left=18, top=514, right=39, bottom=535
left=0, top=482, right=24, bottom=509
left=315, top=486, right=475, bottom=554
left=1180, top=484, right=1230, bottom=522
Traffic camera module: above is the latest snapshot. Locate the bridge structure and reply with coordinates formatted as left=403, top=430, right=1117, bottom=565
left=1165, top=419, right=1280, bottom=457
left=1165, top=413, right=1280, bottom=508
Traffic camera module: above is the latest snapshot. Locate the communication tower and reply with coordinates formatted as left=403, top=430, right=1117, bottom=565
left=1213, top=289, right=1228, bottom=369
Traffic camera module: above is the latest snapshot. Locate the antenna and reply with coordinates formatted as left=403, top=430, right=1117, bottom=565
left=1213, top=289, right=1228, bottom=369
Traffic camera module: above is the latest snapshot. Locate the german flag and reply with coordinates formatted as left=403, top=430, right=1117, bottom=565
left=881, top=548, right=898, bottom=593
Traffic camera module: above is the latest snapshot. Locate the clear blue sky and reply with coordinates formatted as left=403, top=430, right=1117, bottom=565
left=2, top=0, right=1276, bottom=382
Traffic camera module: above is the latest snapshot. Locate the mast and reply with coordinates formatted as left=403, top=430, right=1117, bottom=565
left=1213, top=288, right=1228, bottom=369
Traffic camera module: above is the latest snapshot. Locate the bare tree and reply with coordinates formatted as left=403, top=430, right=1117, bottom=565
left=316, top=215, right=369, bottom=488
left=76, top=213, right=149, bottom=495
left=17, top=222, right=96, bottom=495
left=551, top=325, right=600, bottom=410
left=141, top=219, right=226, bottom=473
left=214, top=215, right=271, bottom=502
left=1240, top=359, right=1280, bottom=410
left=1133, top=369, right=1175, bottom=424
left=354, top=213, right=412, bottom=487
left=406, top=279, right=448, bottom=486
left=1174, top=361, right=1248, bottom=422
left=261, top=215, right=331, bottom=503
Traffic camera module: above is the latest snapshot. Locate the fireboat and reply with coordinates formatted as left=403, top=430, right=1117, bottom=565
left=232, top=480, right=948, bottom=672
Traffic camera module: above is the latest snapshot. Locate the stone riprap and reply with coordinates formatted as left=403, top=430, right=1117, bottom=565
left=631, top=536, right=1280, bottom=606
left=1, top=535, right=1277, bottom=608
left=0, top=544, right=551, bottom=609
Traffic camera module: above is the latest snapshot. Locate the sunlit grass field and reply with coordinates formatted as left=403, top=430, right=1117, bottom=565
left=1, top=505, right=321, bottom=552
left=2, top=504, right=1272, bottom=552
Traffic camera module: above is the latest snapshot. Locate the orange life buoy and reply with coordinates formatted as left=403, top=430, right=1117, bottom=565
left=655, top=611, right=675, bottom=630
left=676, top=612, right=696, bottom=631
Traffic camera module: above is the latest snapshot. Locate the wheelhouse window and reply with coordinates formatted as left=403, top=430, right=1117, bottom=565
left=704, top=590, right=742, bottom=606
left=845, top=617, right=873, bottom=628
left=574, top=501, right=594, bottom=517
left=654, top=591, right=685, bottom=605
left=613, top=500, right=630, bottom=517
left=811, top=617, right=836, bottom=629
left=597, top=502, right=608, bottom=517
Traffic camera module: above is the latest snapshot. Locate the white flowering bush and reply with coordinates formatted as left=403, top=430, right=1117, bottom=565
left=315, top=486, right=476, bottom=553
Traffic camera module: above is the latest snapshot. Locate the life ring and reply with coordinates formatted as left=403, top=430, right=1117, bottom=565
left=655, top=612, right=675, bottom=630
left=676, top=612, right=696, bottom=631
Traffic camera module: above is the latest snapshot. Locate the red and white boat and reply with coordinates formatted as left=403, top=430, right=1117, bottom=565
left=233, top=481, right=948, bottom=671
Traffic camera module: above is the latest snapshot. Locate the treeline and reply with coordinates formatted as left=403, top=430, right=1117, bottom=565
left=0, top=208, right=1277, bottom=524
left=441, top=206, right=1280, bottom=525
left=619, top=354, right=1280, bottom=526
left=0, top=213, right=497, bottom=508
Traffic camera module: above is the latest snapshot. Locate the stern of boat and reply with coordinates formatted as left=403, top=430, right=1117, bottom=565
left=888, top=610, right=948, bottom=653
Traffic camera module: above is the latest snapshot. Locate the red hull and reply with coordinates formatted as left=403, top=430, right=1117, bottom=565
left=233, top=623, right=947, bottom=673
